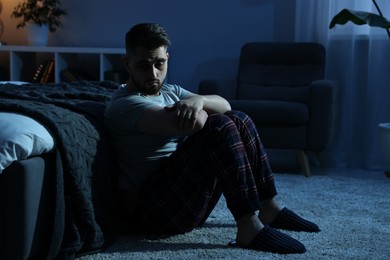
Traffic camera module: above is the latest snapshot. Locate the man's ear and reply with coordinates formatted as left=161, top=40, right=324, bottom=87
left=122, top=56, right=130, bottom=71
left=166, top=52, right=169, bottom=60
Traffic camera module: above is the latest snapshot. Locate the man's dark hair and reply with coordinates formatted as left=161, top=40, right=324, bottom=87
left=125, top=23, right=171, bottom=53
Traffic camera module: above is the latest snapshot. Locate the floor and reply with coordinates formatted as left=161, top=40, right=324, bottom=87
left=309, top=166, right=386, bottom=180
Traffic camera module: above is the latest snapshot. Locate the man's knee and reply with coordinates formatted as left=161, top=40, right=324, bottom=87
left=207, top=113, right=234, bottom=129
left=225, top=110, right=250, bottom=121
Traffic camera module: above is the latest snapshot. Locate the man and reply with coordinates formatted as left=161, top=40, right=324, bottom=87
left=104, top=23, right=320, bottom=254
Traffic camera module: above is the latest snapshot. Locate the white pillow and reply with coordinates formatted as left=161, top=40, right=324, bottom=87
left=0, top=81, right=30, bottom=85
left=0, top=112, right=55, bottom=173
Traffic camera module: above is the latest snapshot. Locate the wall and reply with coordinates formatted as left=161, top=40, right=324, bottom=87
left=1, top=0, right=296, bottom=92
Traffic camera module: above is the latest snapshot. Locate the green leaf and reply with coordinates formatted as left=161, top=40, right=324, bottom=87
left=329, top=9, right=390, bottom=29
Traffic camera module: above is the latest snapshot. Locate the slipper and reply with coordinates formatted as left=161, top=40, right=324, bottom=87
left=269, top=207, right=320, bottom=232
left=228, top=226, right=306, bottom=254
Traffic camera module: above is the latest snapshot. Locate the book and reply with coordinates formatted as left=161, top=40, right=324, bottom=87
left=32, top=61, right=48, bottom=83
left=40, top=60, right=55, bottom=83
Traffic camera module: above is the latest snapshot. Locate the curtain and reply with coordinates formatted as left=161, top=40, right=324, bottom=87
left=295, top=0, right=390, bottom=170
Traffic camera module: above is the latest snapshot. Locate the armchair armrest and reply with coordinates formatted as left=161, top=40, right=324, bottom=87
left=308, top=79, right=338, bottom=150
left=198, top=77, right=238, bottom=100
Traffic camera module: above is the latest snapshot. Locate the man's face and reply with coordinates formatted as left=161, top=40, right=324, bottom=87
left=125, top=46, right=169, bottom=95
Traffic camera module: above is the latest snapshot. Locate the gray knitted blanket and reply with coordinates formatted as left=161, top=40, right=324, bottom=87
left=0, top=81, right=120, bottom=259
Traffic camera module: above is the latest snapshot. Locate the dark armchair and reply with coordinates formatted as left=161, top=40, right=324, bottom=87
left=199, top=42, right=337, bottom=176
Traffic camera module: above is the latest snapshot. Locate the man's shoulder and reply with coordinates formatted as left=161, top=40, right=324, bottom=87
left=111, top=84, right=144, bottom=101
left=161, top=83, right=180, bottom=91
left=161, top=83, right=190, bottom=96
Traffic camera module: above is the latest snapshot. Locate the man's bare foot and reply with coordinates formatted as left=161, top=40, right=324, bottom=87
left=259, top=197, right=282, bottom=225
left=236, top=213, right=264, bottom=246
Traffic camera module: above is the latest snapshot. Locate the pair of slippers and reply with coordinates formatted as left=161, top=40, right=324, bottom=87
left=229, top=208, right=320, bottom=254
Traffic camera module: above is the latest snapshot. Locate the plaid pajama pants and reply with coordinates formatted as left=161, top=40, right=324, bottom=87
left=135, top=110, right=277, bottom=234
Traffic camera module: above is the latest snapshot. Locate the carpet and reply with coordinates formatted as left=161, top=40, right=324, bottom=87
left=79, top=173, right=390, bottom=259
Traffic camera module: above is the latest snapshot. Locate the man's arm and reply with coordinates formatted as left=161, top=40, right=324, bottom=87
left=135, top=93, right=231, bottom=136
left=200, top=94, right=232, bottom=114
left=179, top=93, right=231, bottom=115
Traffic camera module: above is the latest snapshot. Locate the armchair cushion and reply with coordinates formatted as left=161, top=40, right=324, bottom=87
left=230, top=100, right=308, bottom=126
left=237, top=85, right=310, bottom=103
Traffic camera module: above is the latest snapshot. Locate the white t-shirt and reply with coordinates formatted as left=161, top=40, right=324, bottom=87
left=104, top=83, right=190, bottom=191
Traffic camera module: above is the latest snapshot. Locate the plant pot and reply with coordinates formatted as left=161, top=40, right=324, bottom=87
left=26, top=24, right=49, bottom=46
left=378, top=123, right=390, bottom=177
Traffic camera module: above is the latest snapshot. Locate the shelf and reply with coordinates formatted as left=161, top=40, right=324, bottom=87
left=0, top=45, right=126, bottom=83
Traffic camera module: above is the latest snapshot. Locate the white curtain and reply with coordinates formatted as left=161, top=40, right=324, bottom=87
left=295, top=0, right=390, bottom=170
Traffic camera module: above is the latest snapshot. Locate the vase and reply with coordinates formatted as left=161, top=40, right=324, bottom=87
left=378, top=123, right=390, bottom=177
left=26, top=24, right=49, bottom=46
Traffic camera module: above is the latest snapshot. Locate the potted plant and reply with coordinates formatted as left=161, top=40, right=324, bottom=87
left=330, top=0, right=390, bottom=177
left=329, top=0, right=390, bottom=34
left=11, top=0, right=66, bottom=46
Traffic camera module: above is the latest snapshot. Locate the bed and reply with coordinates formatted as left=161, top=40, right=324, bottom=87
left=0, top=81, right=122, bottom=259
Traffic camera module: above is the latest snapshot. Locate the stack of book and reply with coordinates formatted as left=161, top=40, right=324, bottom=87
left=32, top=60, right=55, bottom=83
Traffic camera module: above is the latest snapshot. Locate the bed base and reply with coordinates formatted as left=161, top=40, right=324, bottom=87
left=0, top=154, right=55, bottom=260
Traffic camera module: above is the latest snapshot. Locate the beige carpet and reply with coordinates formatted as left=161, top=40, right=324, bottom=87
left=79, top=173, right=390, bottom=259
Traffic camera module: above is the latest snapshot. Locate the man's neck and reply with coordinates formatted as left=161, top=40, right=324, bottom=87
left=125, top=82, right=160, bottom=97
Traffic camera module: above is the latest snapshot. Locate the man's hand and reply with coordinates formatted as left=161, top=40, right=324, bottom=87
left=136, top=93, right=228, bottom=136
left=165, top=95, right=205, bottom=131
